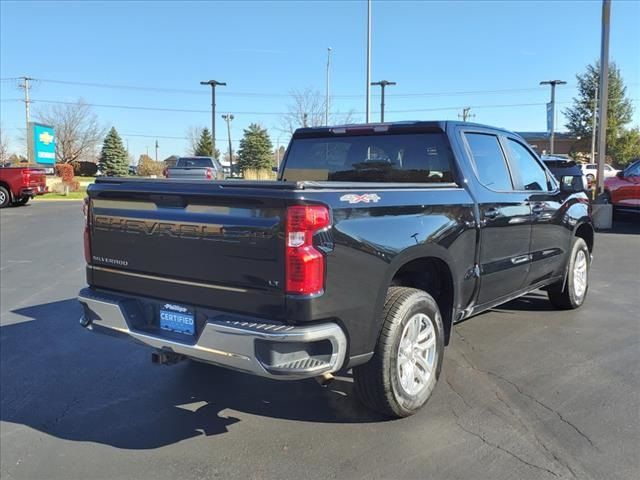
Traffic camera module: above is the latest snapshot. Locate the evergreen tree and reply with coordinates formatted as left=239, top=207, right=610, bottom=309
left=564, top=61, right=634, bottom=159
left=237, top=124, right=273, bottom=171
left=610, top=128, right=640, bottom=167
left=98, top=127, right=129, bottom=176
left=194, top=127, right=221, bottom=158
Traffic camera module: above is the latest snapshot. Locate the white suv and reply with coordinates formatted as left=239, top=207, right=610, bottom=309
left=581, top=163, right=619, bottom=181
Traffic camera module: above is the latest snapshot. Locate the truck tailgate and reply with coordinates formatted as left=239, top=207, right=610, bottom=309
left=166, top=167, right=208, bottom=179
left=87, top=181, right=287, bottom=318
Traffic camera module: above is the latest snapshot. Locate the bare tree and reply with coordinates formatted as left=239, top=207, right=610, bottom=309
left=36, top=100, right=105, bottom=163
left=280, top=88, right=356, bottom=136
left=0, top=124, right=9, bottom=164
left=186, top=125, right=204, bottom=156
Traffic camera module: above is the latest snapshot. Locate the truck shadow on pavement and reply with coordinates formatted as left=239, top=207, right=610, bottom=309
left=1, top=299, right=384, bottom=450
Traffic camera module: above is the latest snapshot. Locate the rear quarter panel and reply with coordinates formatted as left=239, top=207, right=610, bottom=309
left=288, top=187, right=477, bottom=357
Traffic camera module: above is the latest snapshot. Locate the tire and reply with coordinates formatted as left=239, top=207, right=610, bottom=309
left=547, top=237, right=590, bottom=309
left=13, top=197, right=29, bottom=206
left=353, top=287, right=444, bottom=418
left=0, top=186, right=10, bottom=208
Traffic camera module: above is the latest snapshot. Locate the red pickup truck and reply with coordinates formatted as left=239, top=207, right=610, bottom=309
left=0, top=166, right=48, bottom=208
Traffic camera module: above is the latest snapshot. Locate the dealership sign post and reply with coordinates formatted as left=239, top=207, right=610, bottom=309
left=29, top=123, right=56, bottom=165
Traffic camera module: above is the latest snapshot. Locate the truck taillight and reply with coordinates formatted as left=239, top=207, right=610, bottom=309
left=21, top=170, right=31, bottom=183
left=286, top=205, right=330, bottom=295
left=83, top=197, right=91, bottom=264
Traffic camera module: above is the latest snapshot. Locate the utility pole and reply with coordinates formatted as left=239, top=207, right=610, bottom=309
left=303, top=113, right=309, bottom=127
left=222, top=114, right=234, bottom=176
left=155, top=139, right=159, bottom=162
left=596, top=0, right=611, bottom=196
left=459, top=107, right=475, bottom=122
left=365, top=0, right=371, bottom=123
left=370, top=80, right=396, bottom=122
left=590, top=85, right=598, bottom=163
left=19, top=77, right=32, bottom=162
left=200, top=80, right=226, bottom=154
left=540, top=79, right=567, bottom=154
left=325, top=47, right=332, bottom=126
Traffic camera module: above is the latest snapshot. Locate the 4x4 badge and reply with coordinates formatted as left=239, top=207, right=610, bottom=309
left=340, top=193, right=381, bottom=204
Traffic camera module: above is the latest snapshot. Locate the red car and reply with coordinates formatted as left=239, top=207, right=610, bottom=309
left=0, top=166, right=48, bottom=208
left=604, top=159, right=640, bottom=213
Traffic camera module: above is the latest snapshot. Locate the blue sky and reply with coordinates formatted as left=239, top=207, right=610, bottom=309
left=1, top=0, right=639, bottom=161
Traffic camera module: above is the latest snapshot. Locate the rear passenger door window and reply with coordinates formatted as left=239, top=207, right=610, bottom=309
left=506, top=139, right=550, bottom=191
left=464, top=133, right=514, bottom=191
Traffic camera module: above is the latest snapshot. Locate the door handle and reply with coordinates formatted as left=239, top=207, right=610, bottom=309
left=531, top=204, right=544, bottom=215
left=511, top=255, right=530, bottom=265
left=484, top=208, right=499, bottom=219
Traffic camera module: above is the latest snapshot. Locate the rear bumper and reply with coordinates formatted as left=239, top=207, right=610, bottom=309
left=78, top=288, right=347, bottom=380
left=19, top=185, right=48, bottom=197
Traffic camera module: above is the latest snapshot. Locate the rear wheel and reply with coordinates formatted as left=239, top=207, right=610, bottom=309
left=0, top=186, right=10, bottom=208
left=353, top=287, right=444, bottom=418
left=547, top=237, right=590, bottom=309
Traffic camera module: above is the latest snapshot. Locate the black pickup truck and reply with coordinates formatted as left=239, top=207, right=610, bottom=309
left=78, top=121, right=594, bottom=418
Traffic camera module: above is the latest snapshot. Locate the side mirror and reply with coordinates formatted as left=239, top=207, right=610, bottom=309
left=616, top=170, right=624, bottom=179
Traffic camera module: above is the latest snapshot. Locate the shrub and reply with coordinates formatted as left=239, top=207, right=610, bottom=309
left=242, top=168, right=276, bottom=181
left=71, top=161, right=98, bottom=177
left=51, top=180, right=81, bottom=194
left=137, top=154, right=165, bottom=177
left=55, top=163, right=75, bottom=182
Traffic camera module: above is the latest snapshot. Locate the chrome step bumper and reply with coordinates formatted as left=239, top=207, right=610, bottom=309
left=78, top=288, right=347, bottom=380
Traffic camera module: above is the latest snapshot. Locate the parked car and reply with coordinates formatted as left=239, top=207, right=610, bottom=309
left=581, top=162, right=619, bottom=182
left=604, top=159, right=640, bottom=213
left=128, top=165, right=138, bottom=176
left=164, top=156, right=224, bottom=180
left=542, top=156, right=589, bottom=193
left=0, top=166, right=48, bottom=208
left=78, top=121, right=594, bottom=418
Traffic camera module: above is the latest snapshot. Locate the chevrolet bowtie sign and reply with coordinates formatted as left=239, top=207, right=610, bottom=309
left=31, top=123, right=56, bottom=164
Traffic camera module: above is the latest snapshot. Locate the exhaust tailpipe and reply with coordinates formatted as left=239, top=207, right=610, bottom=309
left=315, top=372, right=335, bottom=386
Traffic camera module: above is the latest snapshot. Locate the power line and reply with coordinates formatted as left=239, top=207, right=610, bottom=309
left=3, top=97, right=638, bottom=118
left=1, top=76, right=594, bottom=99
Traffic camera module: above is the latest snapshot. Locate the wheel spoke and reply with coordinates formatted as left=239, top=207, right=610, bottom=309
left=417, top=335, right=436, bottom=352
left=417, top=323, right=432, bottom=342
left=415, top=354, right=432, bottom=376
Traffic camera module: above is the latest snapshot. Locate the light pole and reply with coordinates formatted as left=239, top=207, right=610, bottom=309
left=540, top=79, right=566, bottom=154
left=326, top=47, right=332, bottom=126
left=222, top=114, right=234, bottom=176
left=365, top=0, right=371, bottom=123
left=590, top=85, right=598, bottom=163
left=459, top=107, right=475, bottom=122
left=370, top=80, right=396, bottom=122
left=155, top=139, right=159, bottom=162
left=200, top=80, right=226, bottom=154
left=596, top=0, right=611, bottom=195
left=275, top=135, right=282, bottom=167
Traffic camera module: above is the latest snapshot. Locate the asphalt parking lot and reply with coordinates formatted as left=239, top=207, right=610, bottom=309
left=1, top=201, right=639, bottom=480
